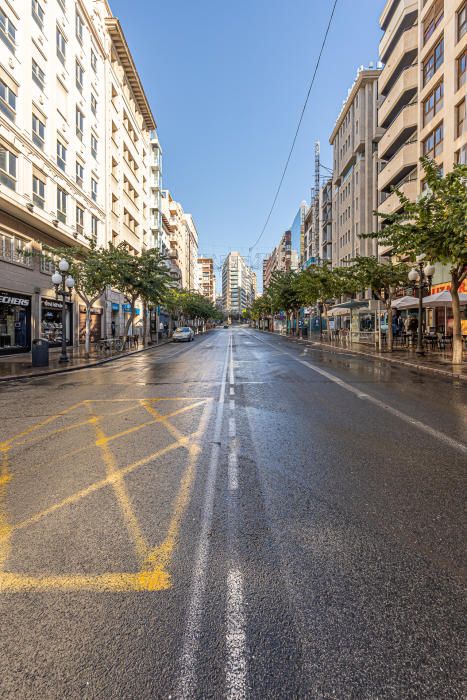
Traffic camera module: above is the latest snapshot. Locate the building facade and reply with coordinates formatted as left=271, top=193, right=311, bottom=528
left=263, top=230, right=298, bottom=289
left=0, top=0, right=164, bottom=353
left=197, top=257, right=216, bottom=303
left=330, top=67, right=383, bottom=268
left=222, top=251, right=254, bottom=314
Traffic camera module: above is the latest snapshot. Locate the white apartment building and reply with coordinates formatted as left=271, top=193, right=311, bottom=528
left=0, top=0, right=108, bottom=354
left=198, top=257, right=216, bottom=303
left=160, top=190, right=199, bottom=291
left=222, top=251, right=254, bottom=315
left=0, top=0, right=162, bottom=353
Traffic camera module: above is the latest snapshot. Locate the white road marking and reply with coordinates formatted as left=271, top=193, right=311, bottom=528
left=226, top=568, right=247, bottom=699
left=230, top=387, right=235, bottom=396
left=228, top=447, right=239, bottom=491
left=177, top=334, right=231, bottom=699
left=250, top=331, right=467, bottom=456
left=229, top=399, right=235, bottom=411
left=229, top=417, right=236, bottom=438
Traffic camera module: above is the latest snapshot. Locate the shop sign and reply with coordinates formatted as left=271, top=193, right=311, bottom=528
left=79, top=305, right=103, bottom=315
left=42, top=298, right=63, bottom=310
left=0, top=292, right=30, bottom=307
left=432, top=280, right=467, bottom=294
left=122, top=304, right=140, bottom=315
left=111, top=303, right=120, bottom=311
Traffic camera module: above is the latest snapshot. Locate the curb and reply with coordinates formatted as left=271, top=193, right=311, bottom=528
left=0, top=339, right=174, bottom=383
left=256, top=330, right=466, bottom=382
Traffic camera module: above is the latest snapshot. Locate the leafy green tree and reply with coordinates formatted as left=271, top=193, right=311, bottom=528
left=298, top=264, right=358, bottom=338
left=268, top=271, right=302, bottom=334
left=363, top=158, right=467, bottom=363
left=349, top=257, right=409, bottom=351
left=136, top=249, right=173, bottom=346
left=42, top=237, right=120, bottom=358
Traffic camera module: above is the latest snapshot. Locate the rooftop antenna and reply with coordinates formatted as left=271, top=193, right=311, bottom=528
left=314, top=141, right=320, bottom=258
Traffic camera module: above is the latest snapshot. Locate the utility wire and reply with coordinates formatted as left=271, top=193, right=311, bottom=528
left=249, top=0, right=339, bottom=252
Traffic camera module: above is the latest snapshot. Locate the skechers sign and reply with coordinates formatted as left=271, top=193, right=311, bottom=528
left=0, top=292, right=30, bottom=307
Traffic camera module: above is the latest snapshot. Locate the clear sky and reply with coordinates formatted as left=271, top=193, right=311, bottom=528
left=109, top=0, right=382, bottom=288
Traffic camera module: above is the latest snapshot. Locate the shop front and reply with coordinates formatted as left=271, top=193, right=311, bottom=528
left=41, top=297, right=73, bottom=348
left=79, top=305, right=103, bottom=344
left=122, top=304, right=140, bottom=336
left=0, top=291, right=31, bottom=355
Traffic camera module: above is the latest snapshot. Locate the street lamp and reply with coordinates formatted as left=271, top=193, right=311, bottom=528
left=408, top=255, right=435, bottom=356
left=51, top=258, right=75, bottom=363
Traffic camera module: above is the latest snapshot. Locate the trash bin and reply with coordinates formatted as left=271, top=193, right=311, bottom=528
left=31, top=339, right=49, bottom=367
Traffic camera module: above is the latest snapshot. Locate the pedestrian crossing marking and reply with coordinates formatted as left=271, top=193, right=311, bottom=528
left=0, top=397, right=212, bottom=592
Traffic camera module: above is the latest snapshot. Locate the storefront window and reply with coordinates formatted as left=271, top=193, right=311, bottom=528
left=79, top=305, right=102, bottom=343
left=0, top=291, right=31, bottom=354
left=41, top=298, right=72, bottom=347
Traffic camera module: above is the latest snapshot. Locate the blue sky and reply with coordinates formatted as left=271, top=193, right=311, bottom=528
left=110, top=0, right=382, bottom=287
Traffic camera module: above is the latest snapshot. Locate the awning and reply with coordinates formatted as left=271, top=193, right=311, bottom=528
left=422, top=291, right=467, bottom=307
left=392, top=295, right=418, bottom=309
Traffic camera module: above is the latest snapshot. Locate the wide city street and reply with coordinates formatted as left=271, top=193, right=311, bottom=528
left=0, top=327, right=465, bottom=699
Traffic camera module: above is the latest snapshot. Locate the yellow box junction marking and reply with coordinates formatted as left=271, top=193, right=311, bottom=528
left=0, top=397, right=212, bottom=592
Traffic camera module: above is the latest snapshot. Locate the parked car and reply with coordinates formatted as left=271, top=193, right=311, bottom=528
left=173, top=326, right=194, bottom=342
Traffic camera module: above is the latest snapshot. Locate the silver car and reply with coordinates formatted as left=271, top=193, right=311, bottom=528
left=173, top=326, right=195, bottom=342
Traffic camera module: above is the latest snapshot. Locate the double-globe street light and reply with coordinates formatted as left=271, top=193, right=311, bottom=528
left=408, top=254, right=435, bottom=356
left=51, top=258, right=75, bottom=363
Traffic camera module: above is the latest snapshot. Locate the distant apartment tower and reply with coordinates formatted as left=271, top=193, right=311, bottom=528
left=263, top=230, right=298, bottom=289
left=330, top=67, right=382, bottom=266
left=198, top=258, right=216, bottom=303
left=320, top=179, right=333, bottom=263
left=222, top=252, right=253, bottom=314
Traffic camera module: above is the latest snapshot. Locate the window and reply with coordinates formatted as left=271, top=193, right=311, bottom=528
left=423, top=81, right=444, bottom=126
left=57, top=0, right=65, bottom=12
left=57, top=140, right=66, bottom=171
left=32, top=60, right=45, bottom=90
left=32, top=114, right=45, bottom=149
left=91, top=177, right=97, bottom=202
left=0, top=145, right=17, bottom=190
left=91, top=134, right=97, bottom=159
left=423, top=38, right=444, bottom=86
left=91, top=215, right=98, bottom=237
left=33, top=172, right=45, bottom=209
left=456, top=99, right=466, bottom=138
left=76, top=204, right=84, bottom=235
left=91, top=93, right=97, bottom=116
left=0, top=232, right=31, bottom=266
left=0, top=79, right=16, bottom=122
left=76, top=107, right=84, bottom=140
left=32, top=0, right=45, bottom=29
left=91, top=49, right=97, bottom=73
left=0, top=9, right=16, bottom=53
left=75, top=61, right=84, bottom=92
left=75, top=11, right=83, bottom=44
left=423, top=122, right=444, bottom=158
left=56, top=26, right=66, bottom=64
left=57, top=187, right=67, bottom=223
left=455, top=144, right=467, bottom=164
left=75, top=161, right=84, bottom=187
left=458, top=50, right=466, bottom=90
left=423, top=0, right=443, bottom=45
left=458, top=2, right=466, bottom=41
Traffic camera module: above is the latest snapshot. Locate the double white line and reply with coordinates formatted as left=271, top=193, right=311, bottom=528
left=177, top=334, right=247, bottom=699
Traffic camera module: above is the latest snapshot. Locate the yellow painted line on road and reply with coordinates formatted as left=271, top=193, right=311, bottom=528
left=0, top=401, right=86, bottom=450
left=0, top=570, right=171, bottom=592
left=0, top=449, right=11, bottom=570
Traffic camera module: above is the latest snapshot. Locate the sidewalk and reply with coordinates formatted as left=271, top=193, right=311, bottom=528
left=258, top=330, right=467, bottom=381
left=0, top=338, right=173, bottom=382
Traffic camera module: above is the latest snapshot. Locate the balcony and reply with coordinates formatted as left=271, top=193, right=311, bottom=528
left=378, top=64, right=418, bottom=126
left=379, top=102, right=417, bottom=160
left=379, top=0, right=418, bottom=64
left=379, top=25, right=418, bottom=97
left=378, top=140, right=418, bottom=192
left=378, top=177, right=417, bottom=216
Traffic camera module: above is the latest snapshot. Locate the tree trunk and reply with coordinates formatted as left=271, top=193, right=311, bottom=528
left=142, top=301, right=148, bottom=348
left=124, top=295, right=137, bottom=347
left=85, top=306, right=91, bottom=359
left=451, top=276, right=462, bottom=364
left=323, top=304, right=331, bottom=341
left=387, top=303, right=393, bottom=352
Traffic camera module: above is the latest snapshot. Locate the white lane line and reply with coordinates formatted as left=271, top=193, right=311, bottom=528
left=251, top=331, right=467, bottom=456
left=229, top=416, right=236, bottom=438
left=226, top=568, right=247, bottom=700
left=230, top=387, right=235, bottom=396
left=229, top=399, right=235, bottom=411
left=228, top=446, right=239, bottom=491
left=176, top=334, right=231, bottom=700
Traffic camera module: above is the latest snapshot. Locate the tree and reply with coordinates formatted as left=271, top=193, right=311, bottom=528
left=111, top=246, right=172, bottom=347
left=298, top=264, right=358, bottom=339
left=268, top=271, right=302, bottom=335
left=363, top=158, right=467, bottom=363
left=42, top=238, right=119, bottom=359
left=349, top=256, right=409, bottom=351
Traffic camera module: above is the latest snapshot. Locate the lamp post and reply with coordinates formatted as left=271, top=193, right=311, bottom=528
left=51, top=258, right=75, bottom=363
left=408, top=254, right=435, bottom=356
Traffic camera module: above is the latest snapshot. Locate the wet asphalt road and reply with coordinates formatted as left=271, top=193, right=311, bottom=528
left=0, top=327, right=465, bottom=699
